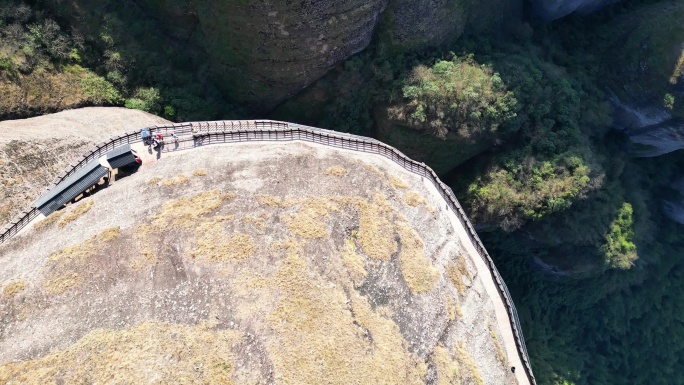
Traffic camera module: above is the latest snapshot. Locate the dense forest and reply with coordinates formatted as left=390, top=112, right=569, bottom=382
left=1, top=0, right=684, bottom=384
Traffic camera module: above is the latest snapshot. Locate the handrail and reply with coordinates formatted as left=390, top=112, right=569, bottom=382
left=0, top=119, right=535, bottom=384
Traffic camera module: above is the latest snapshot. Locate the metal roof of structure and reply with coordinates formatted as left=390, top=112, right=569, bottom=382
left=33, top=161, right=108, bottom=214
left=106, top=144, right=136, bottom=169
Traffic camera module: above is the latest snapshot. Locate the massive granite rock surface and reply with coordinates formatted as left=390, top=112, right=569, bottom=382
left=531, top=0, right=621, bottom=20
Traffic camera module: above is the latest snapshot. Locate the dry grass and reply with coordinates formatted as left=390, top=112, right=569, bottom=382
left=340, top=240, right=367, bottom=287
left=397, top=223, right=438, bottom=293
left=100, top=227, right=121, bottom=242
left=43, top=272, right=82, bottom=295
left=0, top=321, right=244, bottom=384
left=364, top=164, right=385, bottom=177
left=33, top=211, right=64, bottom=230
left=43, top=227, right=122, bottom=294
left=47, top=239, right=96, bottom=266
left=433, top=344, right=460, bottom=385
left=447, top=256, right=472, bottom=297
left=456, top=343, right=485, bottom=385
left=264, top=241, right=426, bottom=384
left=151, top=190, right=234, bottom=229
left=2, top=280, right=27, bottom=299
left=47, top=227, right=121, bottom=266
left=130, top=249, right=159, bottom=271
left=357, top=194, right=397, bottom=260
left=489, top=323, right=507, bottom=365
left=240, top=213, right=267, bottom=230
left=324, top=166, right=347, bottom=176
left=255, top=194, right=291, bottom=208
left=389, top=175, right=408, bottom=189
left=57, top=199, right=93, bottom=227
left=162, top=173, right=188, bottom=186
left=445, top=294, right=462, bottom=321
left=404, top=191, right=426, bottom=207
left=190, top=217, right=256, bottom=263
left=146, top=177, right=161, bottom=185
left=282, top=198, right=338, bottom=239
left=192, top=168, right=207, bottom=176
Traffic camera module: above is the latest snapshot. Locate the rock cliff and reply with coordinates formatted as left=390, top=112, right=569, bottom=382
left=604, top=2, right=684, bottom=156
left=531, top=0, right=621, bottom=20
left=133, top=0, right=519, bottom=110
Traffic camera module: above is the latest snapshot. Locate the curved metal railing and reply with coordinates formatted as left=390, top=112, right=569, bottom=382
left=0, top=119, right=535, bottom=384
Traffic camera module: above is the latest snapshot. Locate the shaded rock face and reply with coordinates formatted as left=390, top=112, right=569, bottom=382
left=133, top=0, right=390, bottom=110
left=663, top=177, right=684, bottom=225
left=391, top=0, right=520, bottom=47
left=532, top=0, right=621, bottom=20
left=603, top=2, right=684, bottom=156
left=134, top=0, right=518, bottom=110
left=187, top=0, right=389, bottom=110
left=612, top=97, right=684, bottom=157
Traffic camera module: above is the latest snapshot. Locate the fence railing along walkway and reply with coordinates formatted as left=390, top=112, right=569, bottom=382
left=0, top=120, right=536, bottom=384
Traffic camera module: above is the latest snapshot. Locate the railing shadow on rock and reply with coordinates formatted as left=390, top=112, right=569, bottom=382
left=0, top=119, right=536, bottom=385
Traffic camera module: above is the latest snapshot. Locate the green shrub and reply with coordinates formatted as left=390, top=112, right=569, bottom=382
left=79, top=69, right=122, bottom=104
left=389, top=55, right=517, bottom=139
left=600, top=202, right=638, bottom=269
left=124, top=87, right=161, bottom=114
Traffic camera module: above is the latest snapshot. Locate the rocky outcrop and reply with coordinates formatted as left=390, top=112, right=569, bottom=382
left=0, top=140, right=518, bottom=384
left=663, top=177, right=684, bottom=225
left=531, top=0, right=621, bottom=21
left=603, top=2, right=684, bottom=155
left=131, top=0, right=518, bottom=111
left=390, top=0, right=520, bottom=48
left=612, top=98, right=684, bottom=157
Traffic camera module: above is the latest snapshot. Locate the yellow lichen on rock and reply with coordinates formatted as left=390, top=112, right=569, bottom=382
left=240, top=213, right=267, bottom=230
left=192, top=168, right=207, bottom=176
left=2, top=280, right=27, bottom=299
left=397, top=223, right=438, bottom=293
left=0, top=322, right=243, bottom=385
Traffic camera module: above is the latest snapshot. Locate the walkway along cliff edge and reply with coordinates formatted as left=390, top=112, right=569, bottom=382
left=0, top=120, right=537, bottom=384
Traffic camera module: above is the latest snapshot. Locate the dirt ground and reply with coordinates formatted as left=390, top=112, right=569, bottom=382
left=0, top=107, right=169, bottom=223
left=0, top=140, right=521, bottom=384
